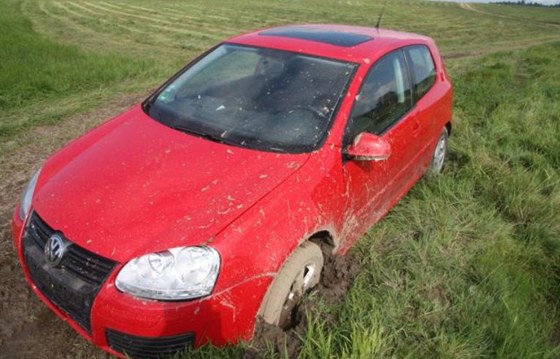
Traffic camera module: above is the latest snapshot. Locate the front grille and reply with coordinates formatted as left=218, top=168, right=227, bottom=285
left=23, top=212, right=117, bottom=333
left=106, top=329, right=195, bottom=359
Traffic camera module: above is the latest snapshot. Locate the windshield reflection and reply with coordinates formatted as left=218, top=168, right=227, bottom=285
left=145, top=44, right=356, bottom=153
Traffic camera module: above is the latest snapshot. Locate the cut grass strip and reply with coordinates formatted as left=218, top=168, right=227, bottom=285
left=21, top=0, right=560, bottom=61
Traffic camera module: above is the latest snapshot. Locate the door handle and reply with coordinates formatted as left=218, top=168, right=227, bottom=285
left=412, top=121, right=421, bottom=137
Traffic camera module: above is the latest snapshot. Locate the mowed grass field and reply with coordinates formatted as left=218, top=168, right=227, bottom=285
left=479, top=3, right=560, bottom=24
left=0, top=0, right=559, bottom=358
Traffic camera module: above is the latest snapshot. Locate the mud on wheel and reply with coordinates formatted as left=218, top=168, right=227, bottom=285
left=258, top=241, right=324, bottom=329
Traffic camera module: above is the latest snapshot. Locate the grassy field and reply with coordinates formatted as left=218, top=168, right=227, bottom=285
left=0, top=0, right=559, bottom=358
left=478, top=3, right=560, bottom=24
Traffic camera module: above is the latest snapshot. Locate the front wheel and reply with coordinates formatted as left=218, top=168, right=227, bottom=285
left=258, top=242, right=324, bottom=329
left=427, top=127, right=449, bottom=176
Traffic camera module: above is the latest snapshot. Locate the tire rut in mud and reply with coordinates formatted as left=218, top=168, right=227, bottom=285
left=245, top=251, right=362, bottom=358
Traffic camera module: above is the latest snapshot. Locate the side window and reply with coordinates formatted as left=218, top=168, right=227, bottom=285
left=348, top=50, right=412, bottom=139
left=406, top=45, right=436, bottom=100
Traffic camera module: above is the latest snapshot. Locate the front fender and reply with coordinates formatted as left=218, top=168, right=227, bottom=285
left=210, top=144, right=347, bottom=294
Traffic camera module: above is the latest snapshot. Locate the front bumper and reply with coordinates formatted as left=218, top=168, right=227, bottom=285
left=12, top=209, right=272, bottom=358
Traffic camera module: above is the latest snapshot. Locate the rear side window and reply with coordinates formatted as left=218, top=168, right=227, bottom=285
left=348, top=50, right=412, bottom=138
left=405, top=45, right=436, bottom=100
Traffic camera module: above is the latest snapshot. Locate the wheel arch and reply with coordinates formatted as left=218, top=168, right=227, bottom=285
left=308, top=229, right=336, bottom=255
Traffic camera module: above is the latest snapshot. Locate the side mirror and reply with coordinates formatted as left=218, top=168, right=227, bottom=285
left=343, top=132, right=391, bottom=161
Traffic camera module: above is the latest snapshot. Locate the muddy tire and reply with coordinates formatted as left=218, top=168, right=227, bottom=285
left=259, top=241, right=324, bottom=329
left=427, top=127, right=449, bottom=177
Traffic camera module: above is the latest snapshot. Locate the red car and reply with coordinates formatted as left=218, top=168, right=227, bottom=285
left=12, top=25, right=452, bottom=358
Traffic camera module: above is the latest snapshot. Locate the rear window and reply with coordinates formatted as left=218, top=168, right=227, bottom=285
left=405, top=46, right=436, bottom=100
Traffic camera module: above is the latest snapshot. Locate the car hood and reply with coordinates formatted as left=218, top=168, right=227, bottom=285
left=33, top=106, right=308, bottom=262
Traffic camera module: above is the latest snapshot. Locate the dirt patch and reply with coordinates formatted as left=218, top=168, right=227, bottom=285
left=0, top=92, right=143, bottom=358
left=245, top=251, right=362, bottom=358
left=319, top=251, right=362, bottom=302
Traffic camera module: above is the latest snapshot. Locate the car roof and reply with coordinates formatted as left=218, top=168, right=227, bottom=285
left=226, top=24, right=434, bottom=64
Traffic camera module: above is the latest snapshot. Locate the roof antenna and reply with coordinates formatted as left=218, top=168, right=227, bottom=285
left=375, top=0, right=389, bottom=33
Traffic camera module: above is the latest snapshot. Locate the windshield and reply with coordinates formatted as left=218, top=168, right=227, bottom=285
left=144, top=44, right=356, bottom=153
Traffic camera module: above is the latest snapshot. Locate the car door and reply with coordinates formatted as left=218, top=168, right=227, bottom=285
left=341, top=48, right=421, bottom=231
left=404, top=45, right=440, bottom=168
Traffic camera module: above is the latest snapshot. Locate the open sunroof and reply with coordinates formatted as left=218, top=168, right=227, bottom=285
left=259, top=27, right=374, bottom=47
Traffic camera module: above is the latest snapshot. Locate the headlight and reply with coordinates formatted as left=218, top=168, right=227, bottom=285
left=115, top=246, right=220, bottom=301
left=19, top=168, right=41, bottom=220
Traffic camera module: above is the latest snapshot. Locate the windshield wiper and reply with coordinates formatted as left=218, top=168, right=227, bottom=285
left=143, top=94, right=158, bottom=113
left=171, top=124, right=237, bottom=146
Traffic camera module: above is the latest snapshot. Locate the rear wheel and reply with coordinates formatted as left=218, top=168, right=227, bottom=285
left=427, top=127, right=449, bottom=176
left=259, top=242, right=323, bottom=329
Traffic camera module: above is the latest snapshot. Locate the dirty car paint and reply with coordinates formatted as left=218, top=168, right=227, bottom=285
left=12, top=24, right=452, bottom=357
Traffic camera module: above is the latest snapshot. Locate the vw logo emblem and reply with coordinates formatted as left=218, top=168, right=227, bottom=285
left=44, top=233, right=68, bottom=267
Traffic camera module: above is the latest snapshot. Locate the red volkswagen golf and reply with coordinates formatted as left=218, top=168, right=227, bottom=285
left=12, top=25, right=452, bottom=358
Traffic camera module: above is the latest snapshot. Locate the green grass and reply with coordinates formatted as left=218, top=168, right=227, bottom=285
left=21, top=0, right=560, bottom=58
left=0, top=1, right=135, bottom=110
left=351, top=41, right=560, bottom=358
left=0, top=0, right=163, bottom=138
left=333, top=44, right=560, bottom=358
left=1, top=0, right=560, bottom=358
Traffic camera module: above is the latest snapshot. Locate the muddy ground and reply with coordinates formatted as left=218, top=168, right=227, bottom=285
left=247, top=253, right=361, bottom=358
left=0, top=94, right=361, bottom=358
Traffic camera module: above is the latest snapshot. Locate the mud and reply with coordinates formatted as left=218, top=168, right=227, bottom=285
left=246, top=251, right=362, bottom=358
left=318, top=251, right=362, bottom=302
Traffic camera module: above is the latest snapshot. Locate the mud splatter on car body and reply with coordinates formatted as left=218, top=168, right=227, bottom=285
left=11, top=24, right=452, bottom=358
